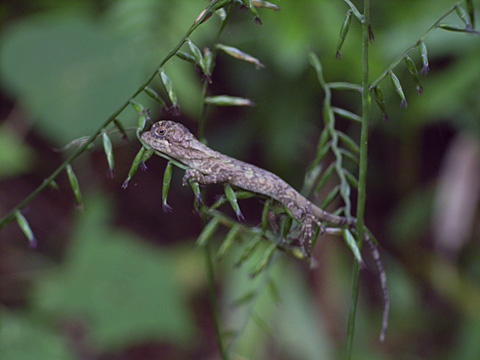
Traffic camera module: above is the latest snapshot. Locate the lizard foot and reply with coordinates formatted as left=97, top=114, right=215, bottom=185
left=182, top=169, right=204, bottom=186
left=300, top=213, right=325, bottom=251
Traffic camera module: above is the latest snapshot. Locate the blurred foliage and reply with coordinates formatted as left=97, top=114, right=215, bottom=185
left=1, top=0, right=480, bottom=359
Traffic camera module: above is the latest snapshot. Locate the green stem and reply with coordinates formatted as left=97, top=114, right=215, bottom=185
left=0, top=0, right=224, bottom=229
left=205, top=244, right=230, bottom=360
left=346, top=0, right=370, bottom=357
left=370, top=0, right=463, bottom=89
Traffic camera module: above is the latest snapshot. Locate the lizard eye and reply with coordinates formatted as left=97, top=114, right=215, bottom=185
left=156, top=127, right=166, bottom=136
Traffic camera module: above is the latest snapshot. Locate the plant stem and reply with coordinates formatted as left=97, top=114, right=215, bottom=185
left=346, top=0, right=370, bottom=357
left=0, top=0, right=224, bottom=230
left=205, top=244, right=230, bottom=360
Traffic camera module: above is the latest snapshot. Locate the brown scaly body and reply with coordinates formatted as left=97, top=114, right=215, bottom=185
left=141, top=120, right=388, bottom=340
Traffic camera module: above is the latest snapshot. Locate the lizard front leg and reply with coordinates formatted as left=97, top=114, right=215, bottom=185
left=182, top=168, right=230, bottom=186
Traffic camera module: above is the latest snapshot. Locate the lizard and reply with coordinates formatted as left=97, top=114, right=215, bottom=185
left=141, top=119, right=389, bottom=341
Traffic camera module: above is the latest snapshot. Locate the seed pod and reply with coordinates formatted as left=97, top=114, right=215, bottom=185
left=129, top=99, right=144, bottom=114
left=336, top=10, right=352, bottom=59
left=314, top=163, right=335, bottom=194
left=418, top=41, right=429, bottom=75
left=466, top=0, right=475, bottom=28
left=15, top=210, right=37, bottom=248
left=204, top=47, right=213, bottom=74
left=261, top=199, right=272, bottom=233
left=240, top=0, right=262, bottom=24
left=224, top=184, right=245, bottom=221
left=251, top=0, right=280, bottom=10
left=216, top=224, right=241, bottom=260
left=343, top=169, right=359, bottom=189
left=205, top=96, right=254, bottom=106
left=159, top=70, right=179, bottom=114
left=373, top=86, right=388, bottom=121
left=438, top=23, right=479, bottom=34
left=102, top=131, right=114, bottom=178
left=337, top=130, right=360, bottom=154
left=196, top=217, right=221, bottom=247
left=455, top=5, right=472, bottom=29
left=122, top=147, right=146, bottom=189
left=176, top=51, right=196, bottom=64
left=389, top=71, right=407, bottom=108
left=144, top=86, right=167, bottom=108
left=186, top=39, right=210, bottom=81
left=66, top=164, right=83, bottom=210
left=250, top=242, right=277, bottom=277
left=321, top=185, right=340, bottom=209
left=332, top=107, right=362, bottom=123
left=235, top=233, right=262, bottom=266
left=113, top=119, right=128, bottom=140
left=215, top=44, right=265, bottom=68
left=342, top=229, right=364, bottom=267
left=404, top=56, right=423, bottom=95
left=137, top=114, right=147, bottom=132
left=162, top=161, right=173, bottom=212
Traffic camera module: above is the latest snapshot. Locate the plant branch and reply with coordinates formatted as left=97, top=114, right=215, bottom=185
left=370, top=0, right=466, bottom=89
left=0, top=0, right=225, bottom=230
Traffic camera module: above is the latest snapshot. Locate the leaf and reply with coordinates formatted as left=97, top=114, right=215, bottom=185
left=341, top=229, right=364, bottom=266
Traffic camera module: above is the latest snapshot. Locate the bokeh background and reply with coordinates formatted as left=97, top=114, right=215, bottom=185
left=1, top=0, right=480, bottom=359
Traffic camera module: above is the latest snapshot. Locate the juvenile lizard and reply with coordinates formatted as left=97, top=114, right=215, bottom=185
left=141, top=120, right=388, bottom=340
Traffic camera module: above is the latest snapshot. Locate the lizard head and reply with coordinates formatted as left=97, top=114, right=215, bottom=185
left=141, top=120, right=198, bottom=160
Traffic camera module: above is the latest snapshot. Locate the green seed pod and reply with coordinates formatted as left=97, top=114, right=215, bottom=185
left=66, top=164, right=83, bottom=210
left=235, top=233, right=262, bottom=266
left=455, top=5, right=472, bottom=29
left=389, top=71, right=407, bottom=108
left=336, top=10, right=352, bottom=58
left=102, top=131, right=114, bottom=178
left=343, top=169, right=359, bottom=189
left=204, top=47, right=213, bottom=74
left=251, top=0, right=280, bottom=10
left=261, top=199, right=272, bottom=233
left=466, top=0, right=475, bottom=28
left=144, top=86, right=167, bottom=108
left=342, top=229, right=364, bottom=267
left=137, top=114, right=147, bottom=132
left=176, top=51, right=196, bottom=64
left=224, top=184, right=244, bottom=221
left=189, top=181, right=203, bottom=211
left=122, top=147, right=145, bottom=189
left=129, top=99, right=144, bottom=113
left=314, top=163, right=335, bottom=194
left=47, top=179, right=60, bottom=191
left=15, top=210, right=37, bottom=248
left=205, top=96, right=254, bottom=106
left=186, top=39, right=210, bottom=80
left=373, top=86, right=388, bottom=121
left=240, top=0, right=262, bottom=24
left=321, top=185, right=340, bottom=209
left=250, top=242, right=276, bottom=277
left=418, top=40, right=429, bottom=74
left=332, top=107, right=362, bottom=123
left=215, top=44, right=265, bottom=68
left=196, top=217, right=221, bottom=247
left=438, top=23, right=478, bottom=33
left=404, top=56, right=423, bottom=95
left=337, top=130, right=360, bottom=154
left=159, top=70, right=179, bottom=114
left=216, top=224, right=241, bottom=260
left=113, top=119, right=128, bottom=140
left=162, top=161, right=173, bottom=212
left=142, top=148, right=154, bottom=167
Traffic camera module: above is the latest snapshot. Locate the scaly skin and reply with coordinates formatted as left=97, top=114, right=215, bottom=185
left=141, top=120, right=388, bottom=340
left=141, top=120, right=354, bottom=241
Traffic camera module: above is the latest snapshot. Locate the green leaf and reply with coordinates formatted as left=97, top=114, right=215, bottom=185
left=122, top=147, right=145, bottom=189
left=162, top=161, right=173, bottom=212
left=0, top=12, right=148, bottom=145
left=102, top=130, right=114, bottom=178
left=33, top=195, right=194, bottom=350
left=224, top=184, right=245, bottom=221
